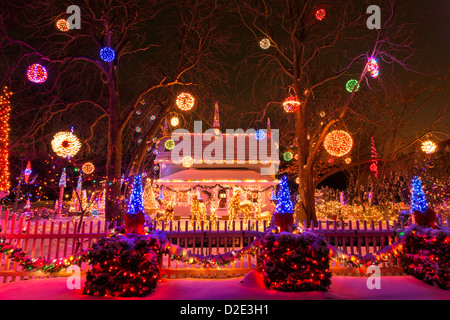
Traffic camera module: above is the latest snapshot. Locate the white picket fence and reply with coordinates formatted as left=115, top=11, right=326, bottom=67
left=2, top=211, right=443, bottom=283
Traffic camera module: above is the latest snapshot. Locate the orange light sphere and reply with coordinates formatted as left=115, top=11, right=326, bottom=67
left=82, top=162, right=95, bottom=175
left=56, top=19, right=69, bottom=32
left=282, top=95, right=301, bottom=113
left=182, top=156, right=194, bottom=168
left=176, top=93, right=195, bottom=111
left=324, top=130, right=353, bottom=157
left=421, top=140, right=437, bottom=154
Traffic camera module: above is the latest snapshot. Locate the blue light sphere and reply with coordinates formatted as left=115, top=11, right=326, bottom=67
left=100, top=47, right=115, bottom=62
left=255, top=129, right=266, bottom=141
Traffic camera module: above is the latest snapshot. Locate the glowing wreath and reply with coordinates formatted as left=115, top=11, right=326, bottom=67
left=421, top=140, right=437, bottom=154
left=27, top=64, right=48, bottom=84
left=176, top=93, right=195, bottom=111
left=82, top=162, right=95, bottom=175
left=324, top=130, right=353, bottom=157
left=346, top=79, right=360, bottom=93
left=282, top=95, right=301, bottom=113
left=51, top=131, right=81, bottom=158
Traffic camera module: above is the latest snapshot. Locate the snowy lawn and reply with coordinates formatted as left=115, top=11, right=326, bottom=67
left=0, top=271, right=448, bottom=300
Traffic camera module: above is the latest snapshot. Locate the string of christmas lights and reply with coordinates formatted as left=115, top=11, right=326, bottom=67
left=0, top=87, right=11, bottom=192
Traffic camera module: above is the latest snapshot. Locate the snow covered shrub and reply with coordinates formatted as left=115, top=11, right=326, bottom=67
left=400, top=227, right=449, bottom=290
left=83, top=234, right=162, bottom=297
left=257, top=231, right=332, bottom=292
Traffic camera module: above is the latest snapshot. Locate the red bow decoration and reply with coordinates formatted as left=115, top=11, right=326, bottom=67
left=124, top=211, right=146, bottom=235
left=274, top=212, right=294, bottom=232
left=412, top=208, right=438, bottom=229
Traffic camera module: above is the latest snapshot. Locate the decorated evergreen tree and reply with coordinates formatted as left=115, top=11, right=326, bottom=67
left=128, top=175, right=144, bottom=214
left=410, top=176, right=428, bottom=213
left=275, top=176, right=294, bottom=213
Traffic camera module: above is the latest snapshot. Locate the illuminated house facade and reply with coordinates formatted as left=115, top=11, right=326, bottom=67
left=153, top=130, right=280, bottom=220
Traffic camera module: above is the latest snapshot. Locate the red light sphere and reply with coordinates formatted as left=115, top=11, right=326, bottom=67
left=27, top=64, right=48, bottom=84
left=283, top=95, right=301, bottom=113
left=315, top=9, right=326, bottom=21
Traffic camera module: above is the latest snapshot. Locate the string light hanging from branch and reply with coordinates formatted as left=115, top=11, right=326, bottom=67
left=367, top=57, right=379, bottom=78
left=51, top=131, right=82, bottom=158
left=324, top=130, right=353, bottom=157
left=176, top=92, right=195, bottom=111
left=315, top=9, right=326, bottom=21
left=170, top=116, right=179, bottom=127
left=27, top=64, right=48, bottom=84
left=345, top=79, right=360, bottom=93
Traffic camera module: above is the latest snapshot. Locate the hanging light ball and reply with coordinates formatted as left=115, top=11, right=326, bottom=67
left=344, top=157, right=352, bottom=164
left=324, top=130, right=353, bottom=157
left=421, top=140, right=437, bottom=154
left=319, top=110, right=326, bottom=118
left=100, top=47, right=115, bottom=62
left=315, top=9, right=326, bottom=21
left=283, top=95, right=301, bottom=113
left=367, top=57, right=379, bottom=78
left=182, top=156, right=194, bottom=168
left=255, top=129, right=266, bottom=141
left=345, top=79, right=360, bottom=93
left=51, top=131, right=81, bottom=158
left=165, top=139, right=175, bottom=150
left=170, top=116, right=179, bottom=127
left=259, top=38, right=271, bottom=50
left=27, top=64, right=48, bottom=84
left=283, top=151, right=293, bottom=162
left=82, top=162, right=95, bottom=175
left=135, top=126, right=142, bottom=133
left=176, top=92, right=195, bottom=111
left=56, top=19, right=69, bottom=32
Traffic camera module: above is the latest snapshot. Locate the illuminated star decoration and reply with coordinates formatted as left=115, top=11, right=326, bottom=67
left=0, top=87, right=11, bottom=191
left=315, top=9, right=326, bottom=21
left=100, top=47, right=115, bottom=62
left=367, top=57, right=379, bottom=78
left=345, top=79, right=360, bottom=93
left=176, top=92, right=195, bottom=111
left=259, top=38, right=271, bottom=49
left=324, top=130, right=353, bottom=157
left=282, top=95, right=301, bottom=113
left=51, top=131, right=82, bottom=158
left=56, top=19, right=69, bottom=32
left=82, top=162, right=95, bottom=175
left=421, top=140, right=437, bottom=154
left=27, top=64, right=48, bottom=84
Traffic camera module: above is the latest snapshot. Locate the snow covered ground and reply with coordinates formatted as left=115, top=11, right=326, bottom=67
left=0, top=271, right=448, bottom=300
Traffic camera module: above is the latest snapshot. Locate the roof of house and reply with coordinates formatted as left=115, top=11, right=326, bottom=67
left=155, top=132, right=279, bottom=165
left=154, top=168, right=280, bottom=185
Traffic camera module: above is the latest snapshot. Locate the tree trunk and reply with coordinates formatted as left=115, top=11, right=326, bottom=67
left=295, top=94, right=318, bottom=226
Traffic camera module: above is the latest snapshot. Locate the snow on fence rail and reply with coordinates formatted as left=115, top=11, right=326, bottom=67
left=3, top=211, right=446, bottom=283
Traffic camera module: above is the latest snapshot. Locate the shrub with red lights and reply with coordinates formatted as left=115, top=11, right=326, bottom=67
left=400, top=227, right=449, bottom=290
left=257, top=230, right=332, bottom=292
left=82, top=234, right=162, bottom=297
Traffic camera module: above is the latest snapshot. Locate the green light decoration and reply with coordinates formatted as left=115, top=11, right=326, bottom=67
left=345, top=79, right=360, bottom=93
left=165, top=139, right=175, bottom=150
left=283, top=151, right=293, bottom=162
